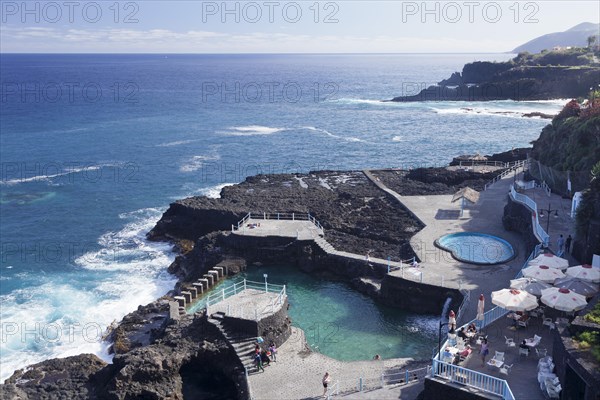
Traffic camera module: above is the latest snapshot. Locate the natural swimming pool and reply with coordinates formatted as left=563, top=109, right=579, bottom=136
left=436, top=232, right=516, bottom=265
left=189, top=264, right=438, bottom=361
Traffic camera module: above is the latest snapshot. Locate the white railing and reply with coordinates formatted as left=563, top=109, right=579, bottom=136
left=387, top=256, right=416, bottom=273
left=232, top=212, right=324, bottom=232
left=540, top=181, right=552, bottom=197
left=382, top=365, right=431, bottom=386
left=509, top=185, right=550, bottom=246
left=326, top=381, right=340, bottom=399
left=456, top=289, right=471, bottom=323
left=205, top=279, right=286, bottom=320
left=483, top=159, right=527, bottom=190
left=431, top=360, right=514, bottom=399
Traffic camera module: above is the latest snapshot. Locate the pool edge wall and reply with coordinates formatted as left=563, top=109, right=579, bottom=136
left=223, top=233, right=462, bottom=315
left=379, top=274, right=463, bottom=315
left=434, top=233, right=517, bottom=266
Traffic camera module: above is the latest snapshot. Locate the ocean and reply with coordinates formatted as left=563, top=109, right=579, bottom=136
left=0, top=53, right=566, bottom=381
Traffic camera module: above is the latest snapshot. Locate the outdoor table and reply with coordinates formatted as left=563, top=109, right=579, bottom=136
left=525, top=338, right=539, bottom=347
left=446, top=347, right=459, bottom=355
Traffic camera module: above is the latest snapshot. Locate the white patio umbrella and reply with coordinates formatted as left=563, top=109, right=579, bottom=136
left=491, top=288, right=538, bottom=312
left=554, top=277, right=599, bottom=298
left=540, top=287, right=587, bottom=312
left=528, top=253, right=569, bottom=270
left=522, top=265, right=565, bottom=283
left=510, top=278, right=552, bottom=297
left=565, top=264, right=600, bottom=283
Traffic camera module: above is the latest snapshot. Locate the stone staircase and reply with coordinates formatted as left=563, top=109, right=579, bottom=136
left=208, top=312, right=258, bottom=374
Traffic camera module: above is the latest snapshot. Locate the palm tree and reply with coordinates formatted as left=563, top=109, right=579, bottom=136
left=587, top=35, right=597, bottom=49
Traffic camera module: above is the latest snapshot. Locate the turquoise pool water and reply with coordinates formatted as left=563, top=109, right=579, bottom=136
left=436, top=232, right=515, bottom=265
left=189, top=265, right=438, bottom=361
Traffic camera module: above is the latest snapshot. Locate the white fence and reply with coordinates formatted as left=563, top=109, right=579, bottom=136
left=205, top=279, right=286, bottom=320
left=509, top=185, right=550, bottom=246
left=483, top=160, right=527, bottom=190
left=232, top=212, right=324, bottom=232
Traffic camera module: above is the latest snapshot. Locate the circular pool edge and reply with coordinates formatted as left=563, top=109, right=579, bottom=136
left=434, top=232, right=517, bottom=265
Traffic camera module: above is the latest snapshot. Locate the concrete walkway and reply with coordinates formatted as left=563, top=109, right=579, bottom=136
left=365, top=169, right=575, bottom=324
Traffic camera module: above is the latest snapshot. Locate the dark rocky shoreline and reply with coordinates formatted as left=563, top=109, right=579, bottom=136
left=0, top=149, right=525, bottom=399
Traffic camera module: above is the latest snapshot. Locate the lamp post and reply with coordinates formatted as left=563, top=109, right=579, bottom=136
left=538, top=203, right=559, bottom=233
left=263, top=273, right=268, bottom=293
left=438, top=321, right=450, bottom=359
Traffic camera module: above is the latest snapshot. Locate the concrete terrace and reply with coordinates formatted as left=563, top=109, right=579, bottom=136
left=206, top=288, right=284, bottom=319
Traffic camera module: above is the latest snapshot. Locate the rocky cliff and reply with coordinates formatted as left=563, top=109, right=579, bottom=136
left=0, top=304, right=246, bottom=400
left=390, top=49, right=600, bottom=102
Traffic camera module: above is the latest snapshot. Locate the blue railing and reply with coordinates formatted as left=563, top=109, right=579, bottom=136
left=432, top=360, right=513, bottom=399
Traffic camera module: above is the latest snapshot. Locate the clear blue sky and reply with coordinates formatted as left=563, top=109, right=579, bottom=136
left=1, top=1, right=598, bottom=52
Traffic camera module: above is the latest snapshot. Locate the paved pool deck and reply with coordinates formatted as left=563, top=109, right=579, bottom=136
left=248, top=326, right=425, bottom=400
left=370, top=169, right=578, bottom=325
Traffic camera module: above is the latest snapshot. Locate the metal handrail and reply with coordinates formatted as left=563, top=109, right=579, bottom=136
left=483, top=159, right=527, bottom=190
left=509, top=185, right=550, bottom=246
left=431, top=360, right=512, bottom=399
left=232, top=212, right=324, bottom=232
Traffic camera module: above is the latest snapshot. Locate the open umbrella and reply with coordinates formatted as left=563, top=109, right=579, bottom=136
left=565, top=264, right=600, bottom=283
left=510, top=278, right=551, bottom=297
left=528, top=253, right=569, bottom=270
left=554, top=277, right=599, bottom=298
left=540, top=287, right=587, bottom=312
left=522, top=265, right=565, bottom=283
left=491, top=288, right=538, bottom=311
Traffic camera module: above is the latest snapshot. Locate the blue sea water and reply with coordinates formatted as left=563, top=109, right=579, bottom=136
left=0, top=53, right=565, bottom=380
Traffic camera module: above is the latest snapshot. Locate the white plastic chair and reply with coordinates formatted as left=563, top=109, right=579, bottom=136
left=494, top=351, right=505, bottom=362
left=536, top=347, right=547, bottom=358
left=543, top=318, right=556, bottom=330
left=500, top=363, right=513, bottom=375
left=518, top=319, right=529, bottom=328
left=519, top=347, right=529, bottom=356
left=505, top=336, right=516, bottom=348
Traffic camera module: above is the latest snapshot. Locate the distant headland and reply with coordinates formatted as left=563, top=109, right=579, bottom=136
left=388, top=47, right=600, bottom=102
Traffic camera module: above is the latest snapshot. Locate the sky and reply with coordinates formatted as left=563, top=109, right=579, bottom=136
left=0, top=1, right=598, bottom=53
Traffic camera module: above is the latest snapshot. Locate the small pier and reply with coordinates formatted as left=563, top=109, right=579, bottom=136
left=173, top=266, right=227, bottom=314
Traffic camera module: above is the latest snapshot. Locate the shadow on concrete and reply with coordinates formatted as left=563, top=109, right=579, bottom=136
left=435, top=210, right=461, bottom=220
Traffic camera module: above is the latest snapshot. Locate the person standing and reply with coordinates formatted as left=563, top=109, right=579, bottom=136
left=565, top=234, right=572, bottom=253
left=269, top=342, right=277, bottom=362
left=480, top=339, right=489, bottom=367
left=254, top=352, right=264, bottom=372
left=448, top=310, right=456, bottom=330
left=322, top=372, right=331, bottom=397
left=557, top=234, right=565, bottom=256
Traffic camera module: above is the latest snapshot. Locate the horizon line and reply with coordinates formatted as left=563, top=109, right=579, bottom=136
left=0, top=51, right=517, bottom=55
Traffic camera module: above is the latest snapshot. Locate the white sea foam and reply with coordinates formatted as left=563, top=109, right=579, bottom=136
left=195, top=183, right=234, bottom=198
left=1, top=165, right=103, bottom=185
left=156, top=139, right=200, bottom=147
left=328, top=98, right=394, bottom=106
left=429, top=99, right=567, bottom=119
left=179, top=155, right=221, bottom=173
left=0, top=208, right=177, bottom=382
left=301, top=126, right=367, bottom=143
left=220, top=125, right=286, bottom=136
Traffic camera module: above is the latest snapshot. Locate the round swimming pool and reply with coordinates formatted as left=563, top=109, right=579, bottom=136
left=435, top=232, right=516, bottom=265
